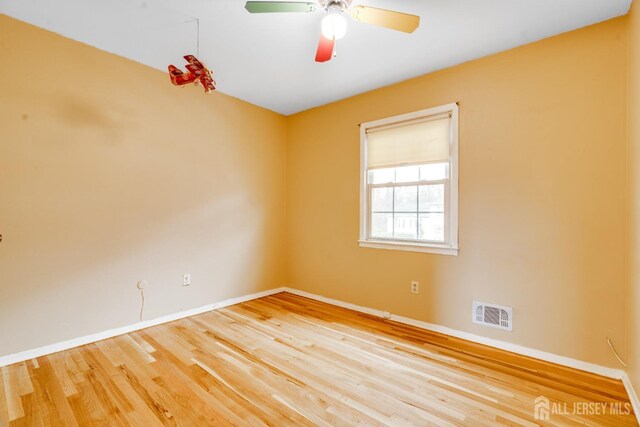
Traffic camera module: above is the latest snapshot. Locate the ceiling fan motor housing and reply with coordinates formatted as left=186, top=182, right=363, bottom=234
left=321, top=0, right=350, bottom=12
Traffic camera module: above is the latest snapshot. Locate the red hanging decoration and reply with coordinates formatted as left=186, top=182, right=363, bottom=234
left=168, top=55, right=216, bottom=94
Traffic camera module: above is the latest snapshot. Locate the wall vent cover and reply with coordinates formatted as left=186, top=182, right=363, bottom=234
left=472, top=301, right=512, bottom=331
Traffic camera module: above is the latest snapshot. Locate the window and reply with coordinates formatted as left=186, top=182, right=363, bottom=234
left=359, top=103, right=459, bottom=255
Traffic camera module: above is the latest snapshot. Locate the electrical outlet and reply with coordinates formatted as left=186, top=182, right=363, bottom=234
left=183, top=274, right=191, bottom=287
left=411, top=281, right=419, bottom=294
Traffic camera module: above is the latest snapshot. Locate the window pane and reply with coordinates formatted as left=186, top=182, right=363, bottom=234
left=368, top=168, right=395, bottom=184
left=394, top=186, right=417, bottom=212
left=371, top=187, right=393, bottom=212
left=420, top=163, right=447, bottom=181
left=395, top=165, right=420, bottom=183
left=419, top=213, right=445, bottom=242
left=419, top=184, right=444, bottom=212
left=394, top=213, right=418, bottom=240
left=371, top=213, right=393, bottom=238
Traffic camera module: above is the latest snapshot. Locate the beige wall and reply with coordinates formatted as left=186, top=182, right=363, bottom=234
left=0, top=16, right=287, bottom=356
left=628, top=1, right=640, bottom=392
left=286, top=18, right=629, bottom=367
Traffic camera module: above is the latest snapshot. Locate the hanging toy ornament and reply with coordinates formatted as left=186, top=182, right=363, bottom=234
left=168, top=55, right=216, bottom=93
left=167, top=18, right=216, bottom=94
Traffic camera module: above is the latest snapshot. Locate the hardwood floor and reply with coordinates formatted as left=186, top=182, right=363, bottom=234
left=0, top=292, right=636, bottom=426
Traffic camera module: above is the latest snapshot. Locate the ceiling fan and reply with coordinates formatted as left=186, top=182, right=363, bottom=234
left=244, top=1, right=420, bottom=62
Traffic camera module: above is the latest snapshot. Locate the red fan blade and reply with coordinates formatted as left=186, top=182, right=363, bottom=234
left=315, top=35, right=334, bottom=62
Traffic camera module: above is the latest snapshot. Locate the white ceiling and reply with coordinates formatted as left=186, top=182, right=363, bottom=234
left=0, top=0, right=632, bottom=115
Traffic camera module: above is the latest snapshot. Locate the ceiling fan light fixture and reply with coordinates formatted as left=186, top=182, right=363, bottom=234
left=321, top=10, right=348, bottom=40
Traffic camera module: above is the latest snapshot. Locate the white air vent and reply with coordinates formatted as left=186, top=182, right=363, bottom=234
left=472, top=301, right=512, bottom=331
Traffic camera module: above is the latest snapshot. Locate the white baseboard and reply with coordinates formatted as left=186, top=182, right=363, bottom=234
left=0, top=287, right=285, bottom=368
left=622, top=373, right=640, bottom=424
left=281, top=287, right=627, bottom=380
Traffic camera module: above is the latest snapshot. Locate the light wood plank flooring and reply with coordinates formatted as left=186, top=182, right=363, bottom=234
left=0, top=292, right=636, bottom=426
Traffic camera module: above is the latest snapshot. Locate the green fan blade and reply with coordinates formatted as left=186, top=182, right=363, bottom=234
left=245, top=1, right=318, bottom=13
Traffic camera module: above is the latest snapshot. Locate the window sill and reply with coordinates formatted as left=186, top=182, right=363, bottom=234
left=358, top=240, right=459, bottom=256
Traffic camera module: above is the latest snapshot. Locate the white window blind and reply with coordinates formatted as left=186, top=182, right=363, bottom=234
left=366, top=113, right=451, bottom=169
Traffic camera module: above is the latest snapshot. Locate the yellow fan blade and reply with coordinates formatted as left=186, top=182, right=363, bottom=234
left=350, top=5, right=420, bottom=33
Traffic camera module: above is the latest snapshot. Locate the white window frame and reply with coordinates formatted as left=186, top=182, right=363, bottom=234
left=359, top=103, right=459, bottom=256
